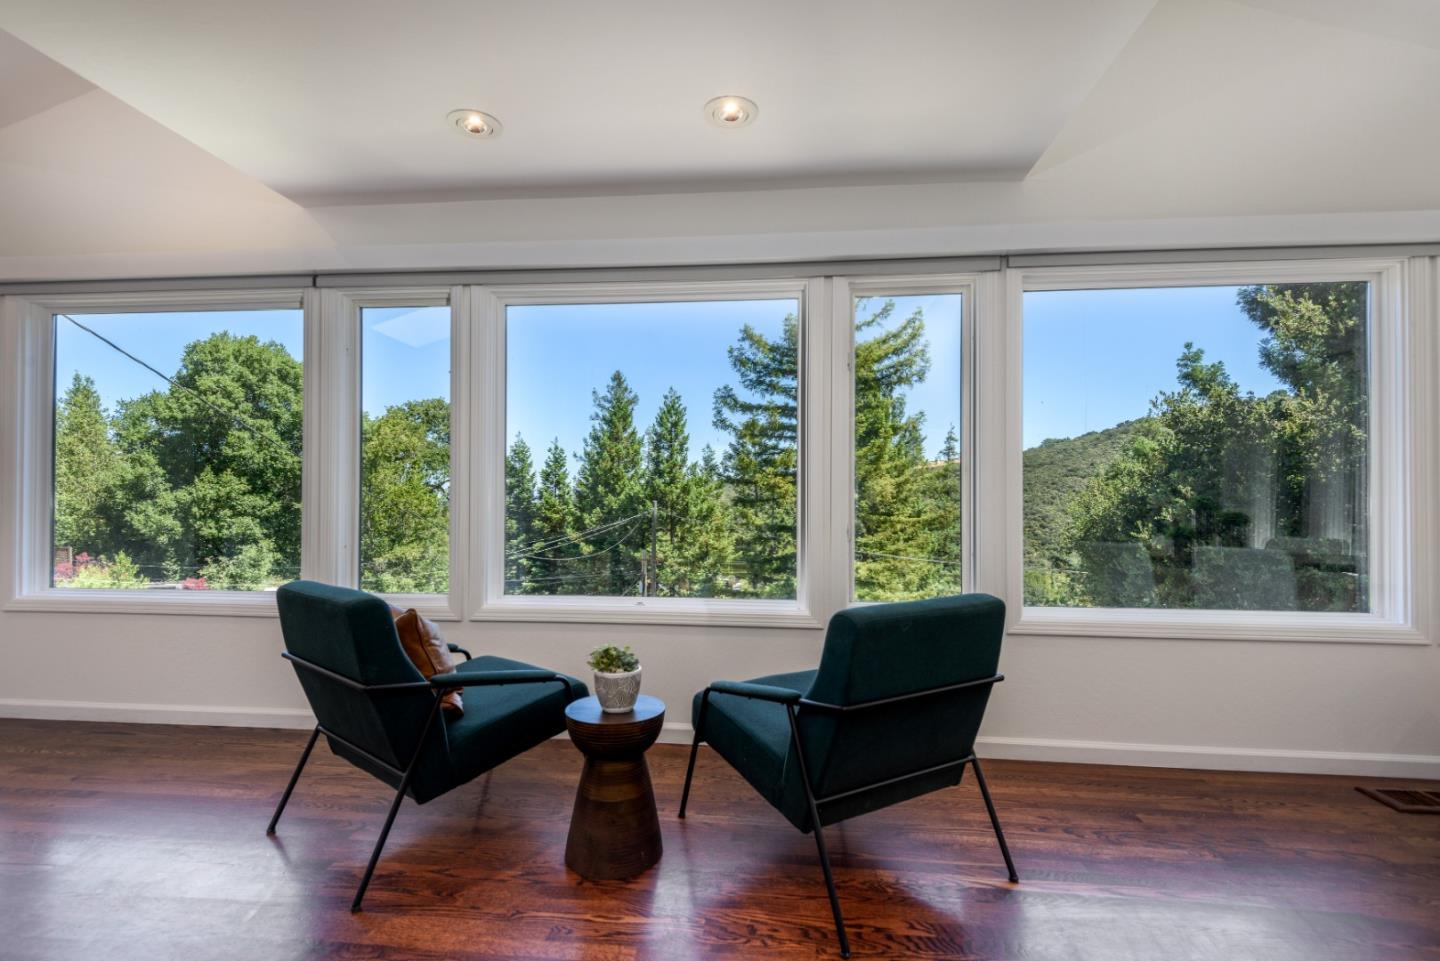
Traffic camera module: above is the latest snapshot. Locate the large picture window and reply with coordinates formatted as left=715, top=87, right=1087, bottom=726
left=852, top=292, right=963, bottom=601
left=360, top=305, right=451, bottom=594
left=51, top=307, right=304, bottom=591
left=503, top=297, right=801, bottom=600
left=1022, top=281, right=1370, bottom=613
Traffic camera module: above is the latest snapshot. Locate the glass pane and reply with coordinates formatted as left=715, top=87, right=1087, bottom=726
left=51, top=308, right=303, bottom=591
left=505, top=299, right=800, bottom=599
left=853, top=294, right=963, bottom=601
left=360, top=306, right=451, bottom=594
left=1022, top=282, right=1369, bottom=612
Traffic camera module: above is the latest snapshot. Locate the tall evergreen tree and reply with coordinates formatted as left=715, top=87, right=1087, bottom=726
left=644, top=388, right=690, bottom=594
left=53, top=374, right=122, bottom=562
left=852, top=298, right=946, bottom=600
left=504, top=435, right=538, bottom=591
left=575, top=371, right=646, bottom=595
left=714, top=315, right=800, bottom=597
left=527, top=439, right=578, bottom=594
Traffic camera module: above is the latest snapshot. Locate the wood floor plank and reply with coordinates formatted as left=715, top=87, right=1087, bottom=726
left=0, top=719, right=1437, bottom=960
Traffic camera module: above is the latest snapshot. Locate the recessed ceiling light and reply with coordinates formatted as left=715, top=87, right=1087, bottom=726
left=446, top=108, right=501, bottom=139
left=704, top=95, right=758, bottom=128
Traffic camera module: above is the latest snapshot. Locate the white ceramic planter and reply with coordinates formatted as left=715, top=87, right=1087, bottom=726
left=593, top=666, right=642, bottom=713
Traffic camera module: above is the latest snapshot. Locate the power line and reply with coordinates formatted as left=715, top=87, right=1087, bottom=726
left=58, top=313, right=297, bottom=460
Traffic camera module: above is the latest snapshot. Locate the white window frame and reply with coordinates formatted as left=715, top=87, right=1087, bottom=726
left=1, top=288, right=311, bottom=616
left=319, top=287, right=465, bottom=622
left=837, top=275, right=980, bottom=604
left=469, top=279, right=831, bottom=628
left=1003, top=256, right=1434, bottom=645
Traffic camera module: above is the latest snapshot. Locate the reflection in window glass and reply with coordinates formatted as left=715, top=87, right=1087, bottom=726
left=505, top=299, right=800, bottom=599
left=1022, top=282, right=1369, bottom=612
left=853, top=294, right=963, bottom=601
left=360, top=306, right=451, bottom=594
left=51, top=309, right=303, bottom=590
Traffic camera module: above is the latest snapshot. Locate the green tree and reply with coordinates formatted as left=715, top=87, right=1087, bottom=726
left=527, top=439, right=579, bottom=595
left=504, top=434, right=537, bottom=591
left=643, top=389, right=736, bottom=596
left=90, top=332, right=304, bottom=588
left=53, top=374, right=123, bottom=561
left=575, top=371, right=646, bottom=595
left=714, top=315, right=800, bottom=597
left=852, top=298, right=954, bottom=600
left=360, top=397, right=450, bottom=593
left=1063, top=282, right=1369, bottom=612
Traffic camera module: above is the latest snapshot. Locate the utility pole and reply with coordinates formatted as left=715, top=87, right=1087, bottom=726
left=649, top=500, right=659, bottom=597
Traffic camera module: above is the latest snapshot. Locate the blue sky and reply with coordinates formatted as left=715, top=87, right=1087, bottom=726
left=54, top=309, right=304, bottom=412
left=1023, top=285, right=1284, bottom=449
left=55, top=286, right=1283, bottom=462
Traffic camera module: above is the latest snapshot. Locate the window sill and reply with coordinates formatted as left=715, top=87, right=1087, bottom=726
left=1010, top=606, right=1430, bottom=645
left=471, top=596, right=824, bottom=630
left=374, top=592, right=461, bottom=622
left=4, top=589, right=281, bottom=617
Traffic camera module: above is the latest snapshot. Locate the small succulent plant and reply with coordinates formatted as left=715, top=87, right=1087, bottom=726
left=587, top=644, right=640, bottom=674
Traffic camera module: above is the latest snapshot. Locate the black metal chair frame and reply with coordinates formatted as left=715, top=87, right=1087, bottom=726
left=266, top=646, right=572, bottom=912
left=678, top=674, right=1018, bottom=959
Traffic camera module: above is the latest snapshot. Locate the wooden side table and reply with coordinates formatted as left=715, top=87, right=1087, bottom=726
left=563, top=694, right=665, bottom=880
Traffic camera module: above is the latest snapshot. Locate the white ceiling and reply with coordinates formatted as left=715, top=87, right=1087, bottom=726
left=0, top=0, right=1158, bottom=203
left=2, top=0, right=1440, bottom=279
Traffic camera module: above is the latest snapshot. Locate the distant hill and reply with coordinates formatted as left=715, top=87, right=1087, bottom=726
left=1023, top=419, right=1147, bottom=566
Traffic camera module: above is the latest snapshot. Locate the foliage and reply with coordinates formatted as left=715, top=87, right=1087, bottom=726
left=52, top=332, right=303, bottom=591
left=587, top=644, right=640, bottom=674
left=360, top=397, right=451, bottom=594
left=1026, top=282, right=1369, bottom=613
left=55, top=551, right=148, bottom=589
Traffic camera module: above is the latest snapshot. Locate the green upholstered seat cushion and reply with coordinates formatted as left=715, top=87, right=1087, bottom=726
left=693, top=669, right=816, bottom=831
left=441, top=655, right=587, bottom=792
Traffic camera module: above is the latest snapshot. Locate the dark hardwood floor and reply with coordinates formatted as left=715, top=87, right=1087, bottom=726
left=1, top=719, right=1437, bottom=961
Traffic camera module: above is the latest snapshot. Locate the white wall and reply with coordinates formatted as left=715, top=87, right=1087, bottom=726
left=2, top=605, right=1437, bottom=777
left=2, top=183, right=1438, bottom=779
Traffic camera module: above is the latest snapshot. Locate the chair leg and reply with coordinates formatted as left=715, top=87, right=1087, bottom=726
left=267, top=725, right=320, bottom=835
left=352, top=694, right=441, bottom=912
left=787, top=705, right=850, bottom=959
left=678, top=691, right=709, bottom=819
left=351, top=771, right=414, bottom=912
left=969, top=756, right=1019, bottom=883
left=808, top=819, right=851, bottom=959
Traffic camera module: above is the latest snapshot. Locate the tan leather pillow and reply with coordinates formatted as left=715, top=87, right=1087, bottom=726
left=389, top=606, right=463, bottom=717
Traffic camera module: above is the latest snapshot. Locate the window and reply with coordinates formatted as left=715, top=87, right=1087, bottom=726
left=1021, top=280, right=1370, bottom=614
left=360, top=305, right=451, bottom=594
left=51, top=307, right=304, bottom=591
left=503, top=296, right=801, bottom=600
left=852, top=292, right=964, bottom=601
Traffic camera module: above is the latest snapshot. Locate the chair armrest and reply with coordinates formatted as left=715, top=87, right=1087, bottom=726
left=430, top=669, right=564, bottom=688
left=708, top=679, right=803, bottom=704
left=446, top=643, right=472, bottom=661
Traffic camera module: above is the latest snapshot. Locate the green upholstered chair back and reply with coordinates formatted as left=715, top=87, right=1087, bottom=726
left=275, top=581, right=446, bottom=778
left=798, top=593, right=1005, bottom=814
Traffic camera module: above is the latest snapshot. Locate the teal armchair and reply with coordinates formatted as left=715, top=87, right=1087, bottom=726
left=267, top=581, right=587, bottom=911
left=679, top=593, right=1016, bottom=958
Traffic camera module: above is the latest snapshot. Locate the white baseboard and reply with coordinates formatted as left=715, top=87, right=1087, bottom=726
left=0, top=697, right=315, bottom=730
left=4, top=702, right=1436, bottom=779
left=974, top=735, right=1440, bottom=779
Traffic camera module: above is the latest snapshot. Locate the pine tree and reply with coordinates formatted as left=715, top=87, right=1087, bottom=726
left=53, top=374, right=123, bottom=565
left=504, top=434, right=537, bottom=592
left=713, top=316, right=800, bottom=598
left=575, top=371, right=646, bottom=595
left=528, top=439, right=578, bottom=595
left=852, top=298, right=944, bottom=600
left=644, top=388, right=691, bottom=595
